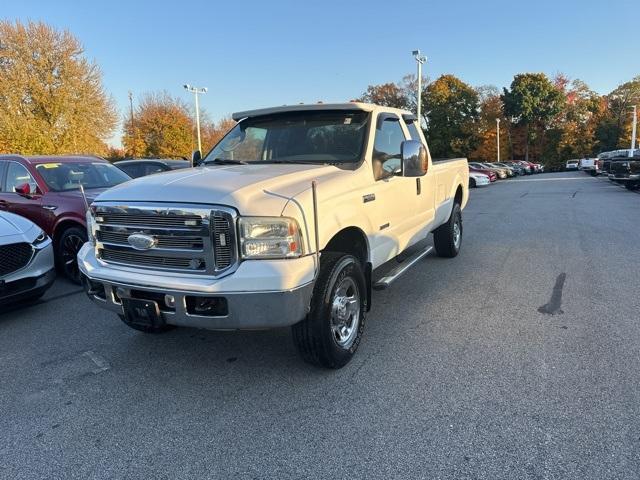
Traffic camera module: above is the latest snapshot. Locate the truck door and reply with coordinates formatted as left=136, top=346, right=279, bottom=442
left=366, top=113, right=421, bottom=266
left=405, top=118, right=436, bottom=233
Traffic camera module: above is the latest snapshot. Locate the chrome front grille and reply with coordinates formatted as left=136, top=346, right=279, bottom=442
left=93, top=203, right=237, bottom=276
left=97, top=230, right=205, bottom=250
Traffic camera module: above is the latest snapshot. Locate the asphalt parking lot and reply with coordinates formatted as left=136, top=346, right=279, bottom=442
left=1, top=171, right=639, bottom=479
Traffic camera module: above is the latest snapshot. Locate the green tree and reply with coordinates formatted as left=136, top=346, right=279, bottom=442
left=595, top=76, right=640, bottom=151
left=0, top=20, right=117, bottom=155
left=424, top=74, right=480, bottom=158
left=502, top=73, right=565, bottom=161
left=122, top=91, right=193, bottom=158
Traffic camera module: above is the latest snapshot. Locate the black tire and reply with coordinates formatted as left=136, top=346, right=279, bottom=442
left=433, top=203, right=462, bottom=258
left=469, top=177, right=476, bottom=188
left=56, top=226, right=87, bottom=284
left=292, top=253, right=366, bottom=369
left=118, top=314, right=175, bottom=334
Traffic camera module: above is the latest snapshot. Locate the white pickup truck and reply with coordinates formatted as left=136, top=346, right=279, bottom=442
left=78, top=103, right=468, bottom=368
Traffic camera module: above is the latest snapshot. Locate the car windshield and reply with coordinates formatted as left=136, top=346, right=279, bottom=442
left=204, top=110, right=369, bottom=164
left=35, top=162, right=131, bottom=191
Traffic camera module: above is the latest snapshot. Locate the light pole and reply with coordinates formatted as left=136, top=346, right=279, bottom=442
left=183, top=84, right=208, bottom=156
left=630, top=105, right=637, bottom=157
left=412, top=50, right=427, bottom=127
left=496, top=118, right=501, bottom=162
left=128, top=91, right=136, bottom=158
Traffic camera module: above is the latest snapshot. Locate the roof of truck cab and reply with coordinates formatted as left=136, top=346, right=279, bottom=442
left=231, top=102, right=411, bottom=121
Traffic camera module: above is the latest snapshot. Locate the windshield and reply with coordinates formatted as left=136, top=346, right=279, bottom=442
left=35, top=162, right=131, bottom=192
left=205, top=110, right=369, bottom=164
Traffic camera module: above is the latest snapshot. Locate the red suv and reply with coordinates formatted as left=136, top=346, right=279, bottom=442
left=0, top=155, right=130, bottom=282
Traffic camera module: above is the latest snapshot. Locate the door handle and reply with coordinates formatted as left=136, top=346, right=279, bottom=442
left=416, top=178, right=421, bottom=195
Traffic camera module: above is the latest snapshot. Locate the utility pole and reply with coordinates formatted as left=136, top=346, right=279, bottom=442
left=183, top=84, right=208, bottom=157
left=412, top=50, right=427, bottom=128
left=630, top=105, right=637, bottom=157
left=496, top=118, right=501, bottom=162
left=128, top=91, right=136, bottom=158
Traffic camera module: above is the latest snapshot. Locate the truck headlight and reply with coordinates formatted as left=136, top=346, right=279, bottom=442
left=239, top=217, right=303, bottom=259
left=86, top=209, right=97, bottom=245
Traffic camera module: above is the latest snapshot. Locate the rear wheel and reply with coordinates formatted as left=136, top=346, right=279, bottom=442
left=292, top=252, right=366, bottom=369
left=56, top=226, right=87, bottom=284
left=469, top=178, right=476, bottom=188
left=625, top=183, right=638, bottom=191
left=433, top=203, right=462, bottom=258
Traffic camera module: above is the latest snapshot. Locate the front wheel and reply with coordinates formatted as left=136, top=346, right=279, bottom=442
left=469, top=178, right=476, bottom=188
left=56, top=226, right=87, bottom=284
left=433, top=203, right=462, bottom=258
left=292, top=253, right=366, bottom=369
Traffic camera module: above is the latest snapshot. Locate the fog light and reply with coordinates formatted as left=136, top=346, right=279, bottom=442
left=165, top=294, right=176, bottom=308
left=186, top=296, right=228, bottom=316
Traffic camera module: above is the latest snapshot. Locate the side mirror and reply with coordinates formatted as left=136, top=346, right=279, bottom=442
left=14, top=183, right=31, bottom=197
left=192, top=150, right=202, bottom=166
left=400, top=140, right=428, bottom=177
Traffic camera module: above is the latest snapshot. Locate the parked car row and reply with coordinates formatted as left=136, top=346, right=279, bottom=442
left=606, top=149, right=640, bottom=190
left=467, top=160, right=544, bottom=188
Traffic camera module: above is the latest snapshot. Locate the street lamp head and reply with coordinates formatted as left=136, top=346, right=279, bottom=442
left=201, top=87, right=208, bottom=93
left=183, top=84, right=190, bottom=90
left=412, top=50, right=420, bottom=56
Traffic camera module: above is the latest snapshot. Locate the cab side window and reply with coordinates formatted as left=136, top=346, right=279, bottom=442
left=373, top=116, right=406, bottom=180
left=5, top=162, right=38, bottom=193
left=406, top=121, right=423, bottom=144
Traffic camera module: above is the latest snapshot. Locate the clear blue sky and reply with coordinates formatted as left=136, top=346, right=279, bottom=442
left=3, top=0, right=638, bottom=147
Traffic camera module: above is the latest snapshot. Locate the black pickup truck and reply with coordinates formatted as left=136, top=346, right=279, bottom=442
left=608, top=150, right=640, bottom=190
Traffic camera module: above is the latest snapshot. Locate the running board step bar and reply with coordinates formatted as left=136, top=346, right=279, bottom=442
left=373, top=246, right=433, bottom=290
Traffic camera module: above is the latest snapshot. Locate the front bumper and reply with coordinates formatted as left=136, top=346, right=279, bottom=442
left=78, top=243, right=315, bottom=330
left=1, top=240, right=55, bottom=304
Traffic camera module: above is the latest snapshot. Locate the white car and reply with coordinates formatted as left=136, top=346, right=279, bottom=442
left=566, top=159, right=579, bottom=170
left=0, top=211, right=55, bottom=305
left=469, top=171, right=490, bottom=187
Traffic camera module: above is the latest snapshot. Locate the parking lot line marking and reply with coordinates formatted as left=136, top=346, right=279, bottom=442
left=83, top=350, right=110, bottom=374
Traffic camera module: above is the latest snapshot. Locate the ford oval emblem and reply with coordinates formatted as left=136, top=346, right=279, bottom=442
left=127, top=233, right=157, bottom=250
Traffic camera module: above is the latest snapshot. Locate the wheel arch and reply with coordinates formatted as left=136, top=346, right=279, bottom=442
left=53, top=218, right=85, bottom=245
left=322, top=226, right=372, bottom=312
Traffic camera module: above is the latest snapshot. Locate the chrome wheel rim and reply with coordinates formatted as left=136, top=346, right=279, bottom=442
left=330, top=277, right=360, bottom=349
left=453, top=218, right=461, bottom=249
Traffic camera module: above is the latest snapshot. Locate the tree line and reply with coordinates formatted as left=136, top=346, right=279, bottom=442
left=1, top=20, right=638, bottom=167
left=360, top=73, right=640, bottom=167
left=0, top=20, right=234, bottom=161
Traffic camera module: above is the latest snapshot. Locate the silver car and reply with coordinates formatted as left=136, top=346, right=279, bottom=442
left=0, top=211, right=55, bottom=305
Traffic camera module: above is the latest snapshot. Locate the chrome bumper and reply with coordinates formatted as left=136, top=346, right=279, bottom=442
left=78, top=243, right=315, bottom=330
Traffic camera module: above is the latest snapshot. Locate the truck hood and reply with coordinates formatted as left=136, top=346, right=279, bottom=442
left=94, top=163, right=349, bottom=214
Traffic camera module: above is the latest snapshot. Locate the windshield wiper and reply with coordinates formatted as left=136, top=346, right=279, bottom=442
left=261, top=160, right=328, bottom=164
left=204, top=158, right=248, bottom=165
